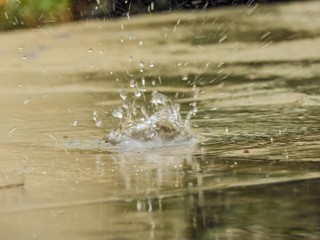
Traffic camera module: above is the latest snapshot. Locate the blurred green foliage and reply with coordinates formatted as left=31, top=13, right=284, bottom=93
left=0, top=0, right=72, bottom=30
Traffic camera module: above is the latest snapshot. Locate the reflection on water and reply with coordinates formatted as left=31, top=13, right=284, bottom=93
left=0, top=1, right=320, bottom=239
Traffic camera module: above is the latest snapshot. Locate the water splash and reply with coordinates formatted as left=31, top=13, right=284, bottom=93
left=105, top=90, right=195, bottom=147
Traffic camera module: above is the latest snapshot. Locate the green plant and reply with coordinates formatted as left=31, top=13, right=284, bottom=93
left=0, top=0, right=72, bottom=30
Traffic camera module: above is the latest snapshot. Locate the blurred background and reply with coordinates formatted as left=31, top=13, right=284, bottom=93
left=0, top=0, right=300, bottom=30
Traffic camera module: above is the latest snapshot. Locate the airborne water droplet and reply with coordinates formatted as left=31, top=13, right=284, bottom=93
left=93, top=111, right=98, bottom=121
left=139, top=59, right=144, bottom=68
left=128, top=56, right=133, bottom=62
left=92, top=111, right=102, bottom=127
left=149, top=61, right=154, bottom=68
left=9, top=127, right=16, bottom=135
left=88, top=48, right=93, bottom=53
left=219, top=35, right=227, bottom=43
left=182, top=74, right=188, bottom=81
left=141, top=77, right=146, bottom=92
left=72, top=120, right=78, bottom=126
left=24, top=98, right=31, bottom=104
left=138, top=40, right=143, bottom=46
left=130, top=79, right=136, bottom=88
left=112, top=108, right=123, bottom=119
left=120, top=37, right=124, bottom=43
left=119, top=89, right=128, bottom=100
left=134, top=89, right=142, bottom=98
left=141, top=77, right=146, bottom=87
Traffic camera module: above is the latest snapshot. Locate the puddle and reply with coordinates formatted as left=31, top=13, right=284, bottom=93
left=0, top=1, right=319, bottom=239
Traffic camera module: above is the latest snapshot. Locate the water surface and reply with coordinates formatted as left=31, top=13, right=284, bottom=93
left=0, top=1, right=320, bottom=239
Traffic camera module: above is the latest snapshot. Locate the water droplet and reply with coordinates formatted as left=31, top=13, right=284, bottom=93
left=72, top=120, right=78, bottom=126
left=93, top=111, right=97, bottom=120
left=18, top=46, right=23, bottom=52
left=225, top=128, right=229, bottom=133
left=141, top=77, right=146, bottom=87
left=173, top=25, right=177, bottom=32
left=130, top=79, right=136, bottom=88
left=93, top=111, right=102, bottom=127
left=217, top=62, right=224, bottom=68
left=119, top=89, right=128, bottom=100
left=137, top=200, right=142, bottom=211
left=96, top=121, right=102, bottom=127
left=260, top=31, right=271, bottom=40
left=9, top=127, right=16, bottom=135
left=219, top=35, right=227, bottom=43
left=122, top=101, right=129, bottom=109
left=128, top=34, right=133, bottom=41
left=112, top=108, right=123, bottom=119
left=128, top=56, right=133, bottom=62
left=120, top=37, right=124, bottom=43
left=182, top=74, right=188, bottom=81
left=139, top=59, right=144, bottom=68
left=99, top=41, right=103, bottom=45
left=21, top=55, right=27, bottom=60
left=138, top=40, right=143, bottom=46
left=149, top=61, right=154, bottom=68
left=134, top=89, right=142, bottom=98
left=141, top=78, right=147, bottom=92
left=88, top=48, right=93, bottom=53
left=24, top=98, right=31, bottom=104
left=140, top=106, right=149, bottom=118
